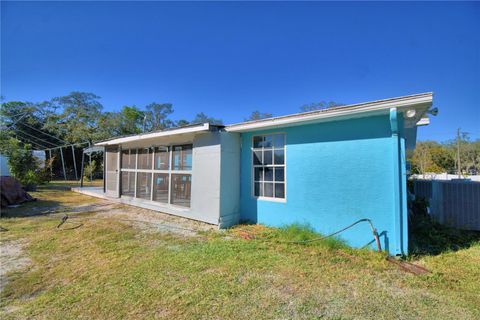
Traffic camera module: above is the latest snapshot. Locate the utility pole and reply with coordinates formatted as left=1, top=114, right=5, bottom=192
left=457, top=128, right=461, bottom=179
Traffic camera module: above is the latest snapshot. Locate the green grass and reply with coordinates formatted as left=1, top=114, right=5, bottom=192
left=1, top=187, right=479, bottom=319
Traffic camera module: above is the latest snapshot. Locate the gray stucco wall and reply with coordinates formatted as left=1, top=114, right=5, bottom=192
left=218, top=132, right=241, bottom=228
left=189, top=132, right=222, bottom=224
left=102, top=130, right=242, bottom=227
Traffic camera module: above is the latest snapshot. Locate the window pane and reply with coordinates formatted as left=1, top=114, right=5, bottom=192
left=264, top=167, right=273, bottom=181
left=254, top=182, right=263, bottom=197
left=275, top=168, right=284, bottom=182
left=137, top=148, right=152, bottom=169
left=154, top=147, right=169, bottom=170
left=129, top=149, right=137, bottom=169
left=136, top=172, right=152, bottom=200
left=173, top=145, right=192, bottom=171
left=121, top=150, right=130, bottom=169
left=263, top=150, right=273, bottom=165
left=274, top=134, right=285, bottom=148
left=275, top=183, right=285, bottom=199
left=253, top=136, right=263, bottom=148
left=253, top=150, right=262, bottom=165
left=274, top=150, right=284, bottom=165
left=153, top=173, right=169, bottom=203
left=264, top=135, right=273, bottom=148
left=264, top=183, right=274, bottom=197
left=254, top=167, right=263, bottom=181
left=121, top=172, right=135, bottom=197
left=171, top=174, right=191, bottom=207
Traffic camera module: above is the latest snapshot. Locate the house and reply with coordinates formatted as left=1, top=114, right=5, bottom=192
left=93, top=92, right=434, bottom=256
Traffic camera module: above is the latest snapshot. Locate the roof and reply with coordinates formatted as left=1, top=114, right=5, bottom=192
left=226, top=92, right=433, bottom=132
left=95, top=92, right=433, bottom=146
left=95, top=123, right=222, bottom=146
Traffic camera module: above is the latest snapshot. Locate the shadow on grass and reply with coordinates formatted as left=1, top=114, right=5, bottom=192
left=409, top=198, right=480, bottom=256
left=1, top=199, right=61, bottom=218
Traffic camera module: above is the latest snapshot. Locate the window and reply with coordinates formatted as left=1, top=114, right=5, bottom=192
left=252, top=134, right=285, bottom=200
left=121, top=149, right=136, bottom=169
left=137, top=148, right=152, bottom=170
left=171, top=174, right=191, bottom=207
left=153, top=173, right=169, bottom=203
left=154, top=147, right=169, bottom=170
left=120, top=144, right=193, bottom=207
left=121, top=172, right=135, bottom=196
left=172, top=145, right=192, bottom=170
left=136, top=172, right=152, bottom=200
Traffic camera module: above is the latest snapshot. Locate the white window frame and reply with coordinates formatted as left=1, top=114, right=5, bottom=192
left=251, top=133, right=286, bottom=202
left=119, top=144, right=193, bottom=208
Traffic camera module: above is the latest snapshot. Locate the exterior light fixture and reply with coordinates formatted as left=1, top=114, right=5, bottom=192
left=427, top=107, right=439, bottom=116
left=406, top=109, right=416, bottom=118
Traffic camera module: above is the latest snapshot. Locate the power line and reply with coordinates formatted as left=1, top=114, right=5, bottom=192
left=14, top=128, right=59, bottom=147
left=16, top=121, right=68, bottom=143
left=13, top=132, right=50, bottom=150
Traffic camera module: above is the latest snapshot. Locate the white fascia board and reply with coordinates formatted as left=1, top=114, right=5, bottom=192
left=226, top=93, right=433, bottom=132
left=95, top=123, right=210, bottom=146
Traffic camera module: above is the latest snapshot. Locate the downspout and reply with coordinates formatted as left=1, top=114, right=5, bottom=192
left=390, top=108, right=404, bottom=256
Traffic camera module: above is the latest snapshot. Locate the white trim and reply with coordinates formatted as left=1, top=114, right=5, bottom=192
left=226, top=93, right=433, bottom=132
left=150, top=148, right=155, bottom=201
left=95, top=123, right=210, bottom=146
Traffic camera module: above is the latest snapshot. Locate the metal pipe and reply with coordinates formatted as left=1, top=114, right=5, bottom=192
left=48, top=149, right=53, bottom=178
left=80, top=150, right=85, bottom=187
left=88, top=141, right=93, bottom=182
left=71, top=145, right=78, bottom=180
left=59, top=147, right=67, bottom=181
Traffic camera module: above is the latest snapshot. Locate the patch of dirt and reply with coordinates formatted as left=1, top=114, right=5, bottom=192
left=59, top=202, right=216, bottom=237
left=96, top=205, right=216, bottom=236
left=0, top=240, right=31, bottom=293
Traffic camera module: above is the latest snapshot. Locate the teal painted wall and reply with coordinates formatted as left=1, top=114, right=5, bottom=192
left=239, top=113, right=408, bottom=255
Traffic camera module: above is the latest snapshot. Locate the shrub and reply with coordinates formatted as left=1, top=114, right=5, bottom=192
left=0, top=137, right=51, bottom=186
left=83, top=160, right=96, bottom=181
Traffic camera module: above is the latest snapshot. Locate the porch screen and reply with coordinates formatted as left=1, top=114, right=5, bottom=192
left=120, top=144, right=192, bottom=208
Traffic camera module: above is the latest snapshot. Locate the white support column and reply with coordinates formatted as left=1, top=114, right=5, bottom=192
left=150, top=147, right=155, bottom=201
left=134, top=149, right=138, bottom=198
left=168, top=146, right=173, bottom=204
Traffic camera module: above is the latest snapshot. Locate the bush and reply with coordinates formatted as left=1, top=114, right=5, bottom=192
left=83, top=160, right=96, bottom=181
left=0, top=137, right=51, bottom=187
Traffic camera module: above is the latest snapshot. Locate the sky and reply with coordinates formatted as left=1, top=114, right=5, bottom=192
left=1, top=1, right=479, bottom=141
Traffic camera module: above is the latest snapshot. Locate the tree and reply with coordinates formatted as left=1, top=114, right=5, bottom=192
left=300, top=101, right=344, bottom=112
left=175, top=119, right=190, bottom=127
left=191, top=112, right=223, bottom=125
left=411, top=142, right=443, bottom=176
left=1, top=100, right=60, bottom=149
left=245, top=110, right=272, bottom=121
left=144, top=103, right=174, bottom=131
left=45, top=92, right=103, bottom=143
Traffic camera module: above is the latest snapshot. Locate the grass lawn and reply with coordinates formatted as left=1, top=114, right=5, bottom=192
left=1, top=186, right=479, bottom=319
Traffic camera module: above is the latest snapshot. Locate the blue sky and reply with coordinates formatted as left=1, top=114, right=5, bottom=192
left=1, top=1, right=479, bottom=141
